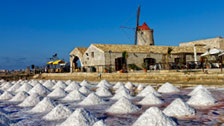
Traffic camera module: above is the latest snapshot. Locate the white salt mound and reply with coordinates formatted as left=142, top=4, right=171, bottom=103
left=113, top=82, right=124, bottom=89
left=79, top=93, right=106, bottom=106
left=18, top=93, right=41, bottom=107
left=79, top=86, right=92, bottom=95
left=107, top=97, right=140, bottom=114
left=64, top=82, right=80, bottom=92
left=60, top=108, right=98, bottom=126
left=30, top=97, right=56, bottom=113
left=138, top=93, right=163, bottom=105
left=0, top=113, right=11, bottom=126
left=1, top=82, right=13, bottom=90
left=65, top=80, right=72, bottom=85
left=125, top=82, right=134, bottom=90
left=158, top=82, right=180, bottom=93
left=188, top=85, right=210, bottom=96
left=47, top=87, right=67, bottom=99
left=43, top=104, right=72, bottom=121
left=80, top=80, right=92, bottom=87
left=43, top=81, right=55, bottom=89
left=97, top=80, right=111, bottom=88
left=7, top=83, right=22, bottom=92
left=93, top=120, right=107, bottom=126
left=61, top=90, right=86, bottom=102
left=112, top=89, right=133, bottom=99
left=115, top=85, right=130, bottom=94
left=163, top=98, right=195, bottom=117
left=132, top=107, right=177, bottom=126
left=187, top=89, right=216, bottom=106
left=96, top=87, right=112, bottom=97
left=16, top=83, right=33, bottom=93
left=0, top=91, right=14, bottom=100
left=137, top=84, right=145, bottom=91
left=52, top=81, right=67, bottom=89
left=137, top=85, right=161, bottom=97
left=9, top=91, right=29, bottom=102
left=28, top=83, right=50, bottom=96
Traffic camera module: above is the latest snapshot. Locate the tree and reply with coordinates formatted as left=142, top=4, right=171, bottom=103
left=122, top=51, right=128, bottom=72
left=166, top=47, right=173, bottom=70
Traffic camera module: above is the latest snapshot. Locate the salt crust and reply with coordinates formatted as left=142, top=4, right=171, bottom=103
left=96, top=87, right=112, bottom=97
left=30, top=97, right=56, bottom=113
left=43, top=81, right=55, bottom=89
left=137, top=85, right=161, bottom=97
left=7, top=83, right=21, bottom=92
left=187, top=89, right=216, bottom=106
left=43, top=104, right=72, bottom=121
left=16, top=83, right=33, bottom=93
left=163, top=98, right=195, bottom=117
left=47, top=87, right=67, bottom=99
left=113, top=82, right=124, bottom=89
left=0, top=91, right=14, bottom=100
left=60, top=108, right=98, bottom=126
left=138, top=93, right=163, bottom=105
left=18, top=93, right=41, bottom=107
left=93, top=120, right=107, bottom=126
left=79, top=86, right=92, bottom=95
left=28, top=83, right=50, bottom=96
left=61, top=90, right=86, bottom=102
left=52, top=81, right=67, bottom=89
left=132, top=107, right=177, bottom=126
left=158, top=82, right=180, bottom=93
left=125, top=82, right=134, bottom=90
left=107, top=97, right=140, bottom=114
left=79, top=93, right=106, bottom=106
left=64, top=82, right=80, bottom=92
left=9, top=91, right=29, bottom=102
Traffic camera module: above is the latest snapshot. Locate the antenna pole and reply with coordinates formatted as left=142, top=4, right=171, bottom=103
left=134, top=5, right=140, bottom=45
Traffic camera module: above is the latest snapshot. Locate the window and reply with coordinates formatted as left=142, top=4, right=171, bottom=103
left=91, top=52, right=94, bottom=58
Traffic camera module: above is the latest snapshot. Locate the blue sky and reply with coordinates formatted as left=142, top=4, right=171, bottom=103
left=0, top=0, right=224, bottom=70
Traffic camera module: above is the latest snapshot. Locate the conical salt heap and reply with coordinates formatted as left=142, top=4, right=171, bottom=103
left=163, top=98, right=195, bottom=118
left=9, top=91, right=29, bottom=102
left=115, top=84, right=130, bottom=94
left=137, top=85, right=161, bottom=97
left=187, top=89, right=216, bottom=106
left=30, top=97, right=56, bottom=113
left=125, top=82, right=135, bottom=90
left=0, top=91, right=14, bottom=100
left=7, top=83, right=21, bottom=92
left=80, top=80, right=92, bottom=87
left=47, top=87, right=67, bottom=99
left=52, top=81, right=67, bottom=89
left=60, top=108, right=98, bottom=126
left=112, top=89, right=133, bottom=99
left=97, top=80, right=112, bottom=88
left=65, top=80, right=72, bottom=85
left=64, top=82, right=80, bottom=92
left=79, top=93, right=106, bottom=106
left=93, top=120, right=107, bottom=126
left=79, top=86, right=92, bottom=95
left=0, top=113, right=11, bottom=126
left=43, top=81, right=55, bottom=89
left=113, top=82, right=124, bottom=89
left=138, top=93, right=163, bottom=105
left=18, top=93, right=41, bottom=107
left=61, top=90, right=86, bottom=102
left=107, top=97, right=140, bottom=114
left=16, top=83, right=33, bottom=92
left=28, top=83, right=50, bottom=96
left=188, top=85, right=210, bottom=96
left=43, top=104, right=72, bottom=121
left=137, top=84, right=145, bottom=92
left=132, top=107, right=177, bottom=126
left=158, top=82, right=180, bottom=93
left=1, top=82, right=13, bottom=90
left=96, top=87, right=112, bottom=97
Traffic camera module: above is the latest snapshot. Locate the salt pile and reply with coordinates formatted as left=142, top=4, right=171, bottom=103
left=112, top=89, right=133, bottom=99
left=79, top=93, right=106, bottom=106
left=28, top=83, right=50, bottom=96
left=0, top=91, right=14, bottom=100
left=30, top=97, right=56, bottom=113
left=188, top=85, right=210, bottom=96
left=133, top=107, right=177, bottom=126
left=125, top=82, right=135, bottom=90
left=137, top=85, right=161, bottom=97
left=30, top=81, right=41, bottom=86
left=79, top=86, right=92, bottom=95
left=113, top=82, right=124, bottom=89
left=138, top=93, right=163, bottom=105
left=107, top=97, right=140, bottom=114
left=7, top=83, right=21, bottom=92
left=61, top=90, right=86, bottom=102
left=9, top=91, right=29, bottom=102
left=1, top=82, right=13, bottom=90
left=96, top=87, right=112, bottom=97
left=187, top=89, right=216, bottom=106
left=64, top=82, right=80, bottom=92
left=60, top=108, right=98, bottom=126
left=43, top=81, right=55, bottom=89
left=137, top=84, right=145, bottom=92
left=16, top=83, right=33, bottom=92
left=115, top=85, right=130, bottom=94
left=158, top=82, right=180, bottom=93
left=52, top=81, right=67, bottom=89
left=163, top=98, right=195, bottom=118
left=43, top=104, right=72, bottom=121
left=80, top=80, right=92, bottom=87
left=97, top=80, right=112, bottom=88
left=0, top=113, right=11, bottom=126
left=93, top=120, right=107, bottom=126
left=18, top=93, right=41, bottom=107
left=47, top=87, right=67, bottom=99
left=65, top=80, right=72, bottom=85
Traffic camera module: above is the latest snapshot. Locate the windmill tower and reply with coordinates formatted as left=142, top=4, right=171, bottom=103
left=137, top=22, right=154, bottom=46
